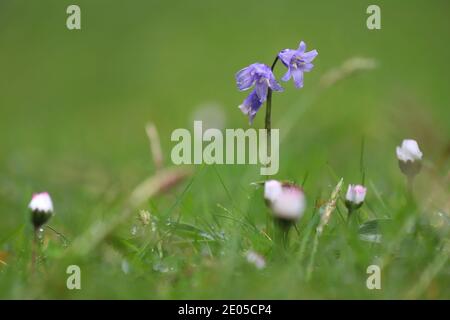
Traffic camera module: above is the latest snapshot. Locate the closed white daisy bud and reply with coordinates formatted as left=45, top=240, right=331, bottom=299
left=396, top=139, right=423, bottom=177
left=345, top=184, right=366, bottom=211
left=396, top=139, right=423, bottom=162
left=264, top=180, right=306, bottom=222
left=29, top=192, right=54, bottom=229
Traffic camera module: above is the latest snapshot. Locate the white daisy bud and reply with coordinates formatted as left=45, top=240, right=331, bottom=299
left=346, top=184, right=366, bottom=204
left=29, top=192, right=54, bottom=229
left=345, top=184, right=366, bottom=211
left=264, top=180, right=306, bottom=222
left=396, top=139, right=423, bottom=162
left=396, top=139, right=423, bottom=177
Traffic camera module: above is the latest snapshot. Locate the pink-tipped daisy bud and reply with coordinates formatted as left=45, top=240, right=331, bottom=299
left=264, top=180, right=306, bottom=222
left=29, top=192, right=54, bottom=229
left=345, top=184, right=367, bottom=211
left=396, top=139, right=423, bottom=177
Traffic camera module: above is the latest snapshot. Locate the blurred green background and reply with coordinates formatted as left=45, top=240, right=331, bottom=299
left=0, top=0, right=449, bottom=299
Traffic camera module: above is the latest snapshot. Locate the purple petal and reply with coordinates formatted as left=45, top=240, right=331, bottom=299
left=255, top=81, right=268, bottom=102
left=239, top=90, right=263, bottom=125
left=253, top=63, right=270, bottom=74
left=301, top=63, right=314, bottom=72
left=297, top=41, right=306, bottom=54
left=269, top=77, right=284, bottom=92
left=235, top=66, right=256, bottom=91
left=291, top=68, right=304, bottom=88
left=248, top=111, right=258, bottom=125
left=281, top=69, right=291, bottom=82
left=302, top=49, right=318, bottom=63
left=278, top=49, right=296, bottom=67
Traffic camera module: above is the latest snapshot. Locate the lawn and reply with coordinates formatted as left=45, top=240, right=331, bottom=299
left=0, top=0, right=449, bottom=299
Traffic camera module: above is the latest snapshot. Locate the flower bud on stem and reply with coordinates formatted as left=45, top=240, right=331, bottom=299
left=344, top=184, right=366, bottom=229
left=28, top=192, right=54, bottom=274
left=264, top=180, right=306, bottom=254
left=396, top=139, right=423, bottom=196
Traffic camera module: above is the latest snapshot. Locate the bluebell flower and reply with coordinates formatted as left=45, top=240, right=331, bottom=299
left=236, top=63, right=283, bottom=124
left=278, top=41, right=318, bottom=88
left=238, top=90, right=262, bottom=124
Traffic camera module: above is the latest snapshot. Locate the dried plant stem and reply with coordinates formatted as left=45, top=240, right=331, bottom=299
left=306, top=232, right=320, bottom=281
left=306, top=178, right=343, bottom=281
left=146, top=123, right=164, bottom=171
left=317, top=178, right=343, bottom=235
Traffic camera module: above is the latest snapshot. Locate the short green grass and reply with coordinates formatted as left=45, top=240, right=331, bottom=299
left=0, top=0, right=449, bottom=299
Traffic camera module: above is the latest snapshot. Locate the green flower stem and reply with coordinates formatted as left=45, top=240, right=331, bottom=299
left=347, top=208, right=360, bottom=229
left=264, top=56, right=280, bottom=163
left=275, top=218, right=292, bottom=255
left=31, top=227, right=38, bottom=274
left=407, top=175, right=414, bottom=197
